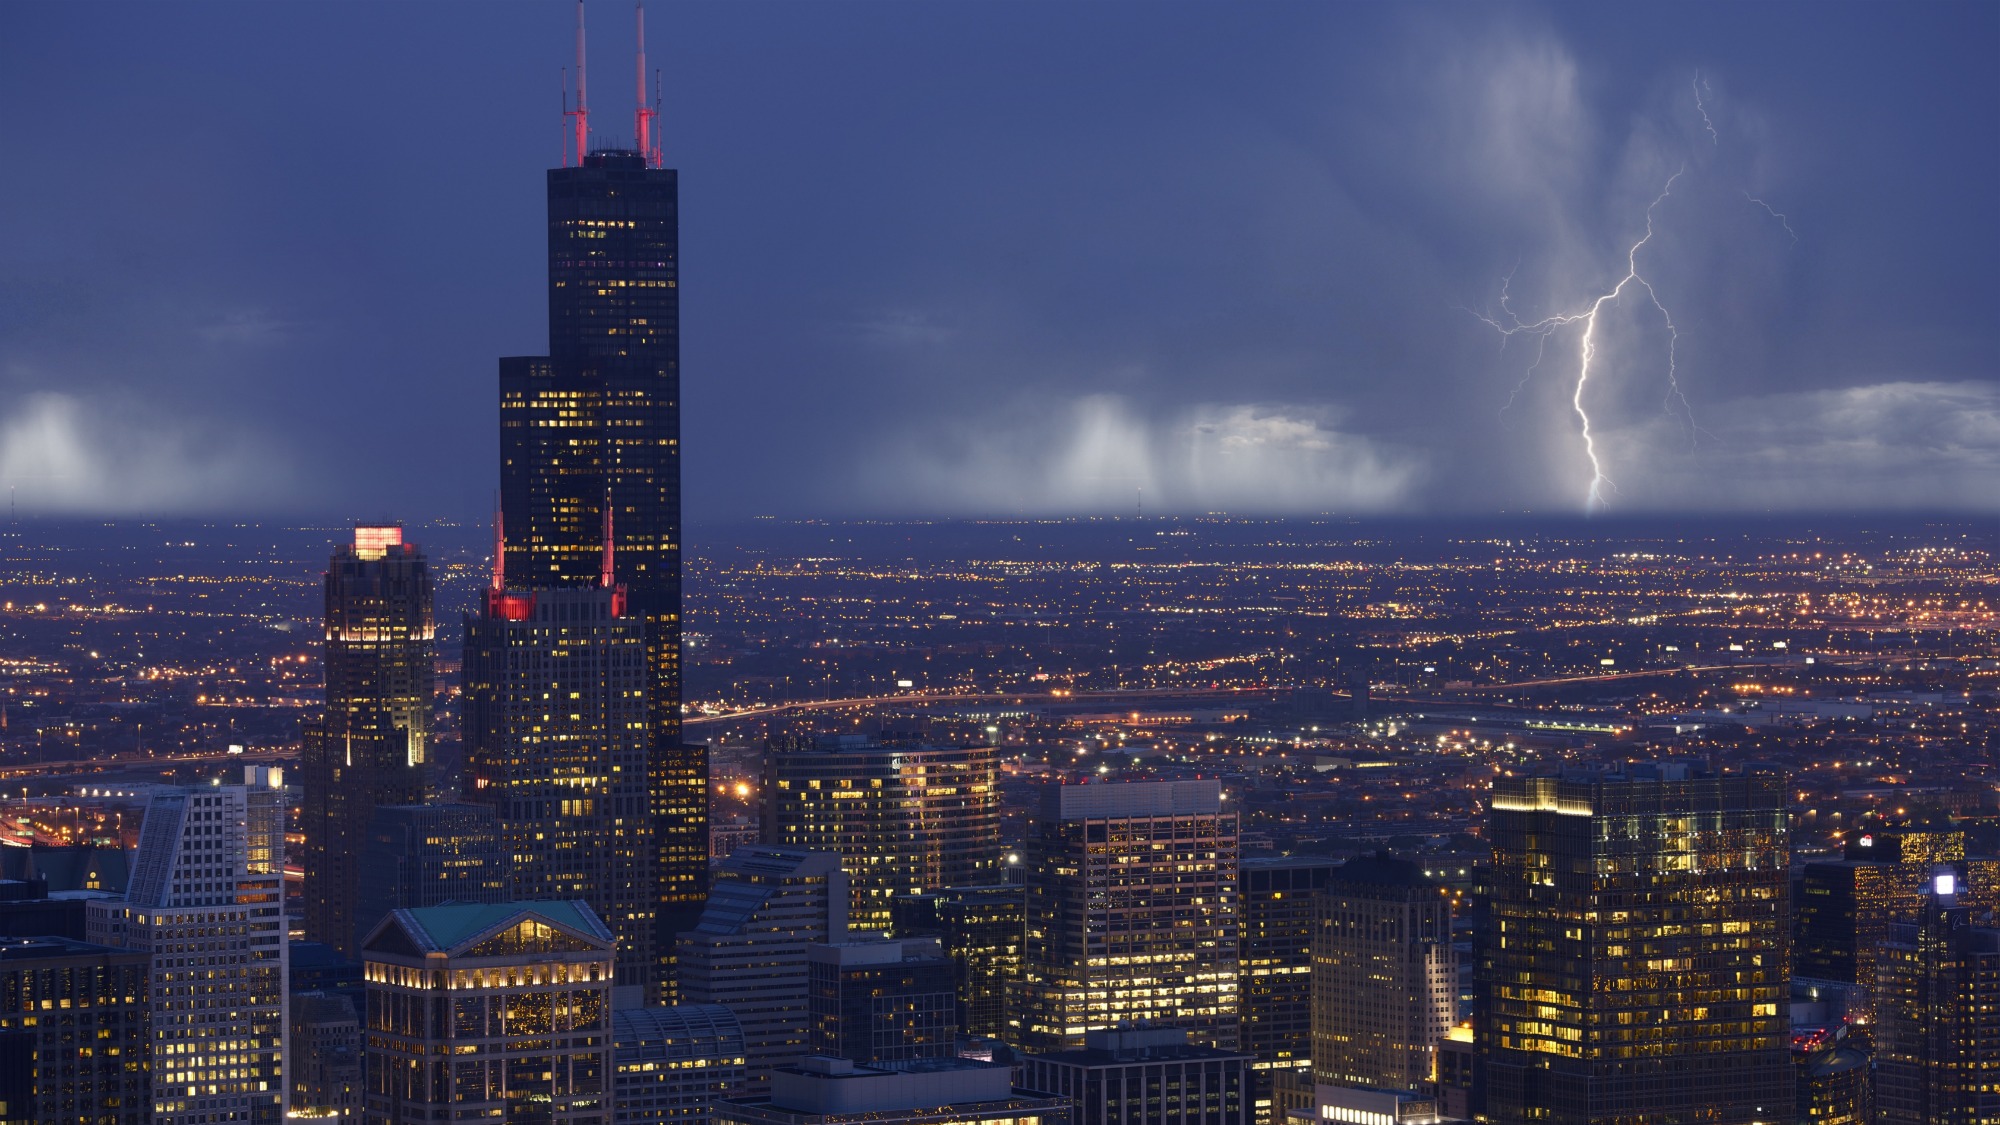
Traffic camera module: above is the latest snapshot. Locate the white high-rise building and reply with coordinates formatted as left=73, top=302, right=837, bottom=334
left=89, top=766, right=290, bottom=1124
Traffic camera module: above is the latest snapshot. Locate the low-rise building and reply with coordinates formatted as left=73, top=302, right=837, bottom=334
left=614, top=1004, right=749, bottom=1125
left=1018, top=1026, right=1253, bottom=1125
left=717, top=1056, right=1064, bottom=1125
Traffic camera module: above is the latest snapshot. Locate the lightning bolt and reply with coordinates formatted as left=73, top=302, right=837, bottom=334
left=1472, top=168, right=1690, bottom=512
left=1693, top=73, right=1718, bottom=146
left=1744, top=192, right=1798, bottom=244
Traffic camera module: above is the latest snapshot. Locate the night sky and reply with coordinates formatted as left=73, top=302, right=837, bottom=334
left=2, top=2, right=1995, bottom=521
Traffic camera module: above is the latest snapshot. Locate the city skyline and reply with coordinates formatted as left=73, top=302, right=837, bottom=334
left=0, top=4, right=1996, bottom=1121
left=0, top=1, right=1995, bottom=520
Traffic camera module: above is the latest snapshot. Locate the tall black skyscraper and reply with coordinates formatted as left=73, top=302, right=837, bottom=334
left=499, top=9, right=706, bottom=989
left=303, top=525, right=434, bottom=959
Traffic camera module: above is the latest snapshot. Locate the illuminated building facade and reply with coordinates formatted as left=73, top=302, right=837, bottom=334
left=303, top=525, right=435, bottom=960
left=1475, top=765, right=1792, bottom=1125
left=1873, top=875, right=2000, bottom=1125
left=891, top=885, right=1025, bottom=1042
left=360, top=900, right=616, bottom=1125
left=463, top=584, right=658, bottom=995
left=678, top=847, right=849, bottom=1095
left=1796, top=827, right=1996, bottom=1008
left=353, top=802, right=511, bottom=943
left=1012, top=780, right=1240, bottom=1053
left=1239, top=858, right=1337, bottom=1122
left=1309, top=855, right=1453, bottom=1094
left=763, top=739, right=1002, bottom=931
left=715, top=1056, right=1064, bottom=1125
left=1018, top=1026, right=1253, bottom=1125
left=809, top=936, right=958, bottom=1064
left=88, top=770, right=289, bottom=1125
left=500, top=142, right=706, bottom=970
left=613, top=1003, right=748, bottom=1125
left=0, top=935, right=150, bottom=1125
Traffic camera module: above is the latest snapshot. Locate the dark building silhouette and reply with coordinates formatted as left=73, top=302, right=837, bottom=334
left=809, top=936, right=958, bottom=1064
left=1476, top=764, right=1792, bottom=1124
left=463, top=584, right=657, bottom=996
left=1238, top=857, right=1337, bottom=1122
left=302, top=525, right=434, bottom=959
left=891, top=885, right=1025, bottom=1042
left=678, top=846, right=849, bottom=1097
left=500, top=132, right=705, bottom=981
left=0, top=878, right=91, bottom=940
left=0, top=842, right=129, bottom=894
left=351, top=802, right=511, bottom=949
left=290, top=940, right=365, bottom=1010
left=1873, top=872, right=2000, bottom=1124
left=0, top=936, right=150, bottom=1125
left=716, top=1056, right=1063, bottom=1125
left=291, top=990, right=364, bottom=1122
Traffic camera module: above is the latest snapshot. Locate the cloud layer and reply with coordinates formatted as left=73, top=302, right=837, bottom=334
left=0, top=390, right=297, bottom=516
left=1609, top=381, right=2000, bottom=510
left=866, top=395, right=1423, bottom=515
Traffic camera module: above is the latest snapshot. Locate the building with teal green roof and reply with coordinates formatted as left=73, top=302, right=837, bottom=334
left=361, top=899, right=617, bottom=1124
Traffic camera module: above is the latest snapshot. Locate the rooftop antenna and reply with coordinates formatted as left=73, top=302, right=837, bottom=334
left=600, top=486, right=616, bottom=588
left=565, top=0, right=590, bottom=167
left=635, top=2, right=661, bottom=168
left=491, top=494, right=506, bottom=592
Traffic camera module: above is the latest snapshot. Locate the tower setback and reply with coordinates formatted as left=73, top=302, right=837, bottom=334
left=500, top=71, right=705, bottom=988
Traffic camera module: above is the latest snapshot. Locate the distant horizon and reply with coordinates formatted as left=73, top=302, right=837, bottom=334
left=7, top=508, right=1994, bottom=544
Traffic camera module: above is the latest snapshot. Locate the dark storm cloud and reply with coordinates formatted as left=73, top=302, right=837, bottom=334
left=0, top=2, right=1993, bottom=519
